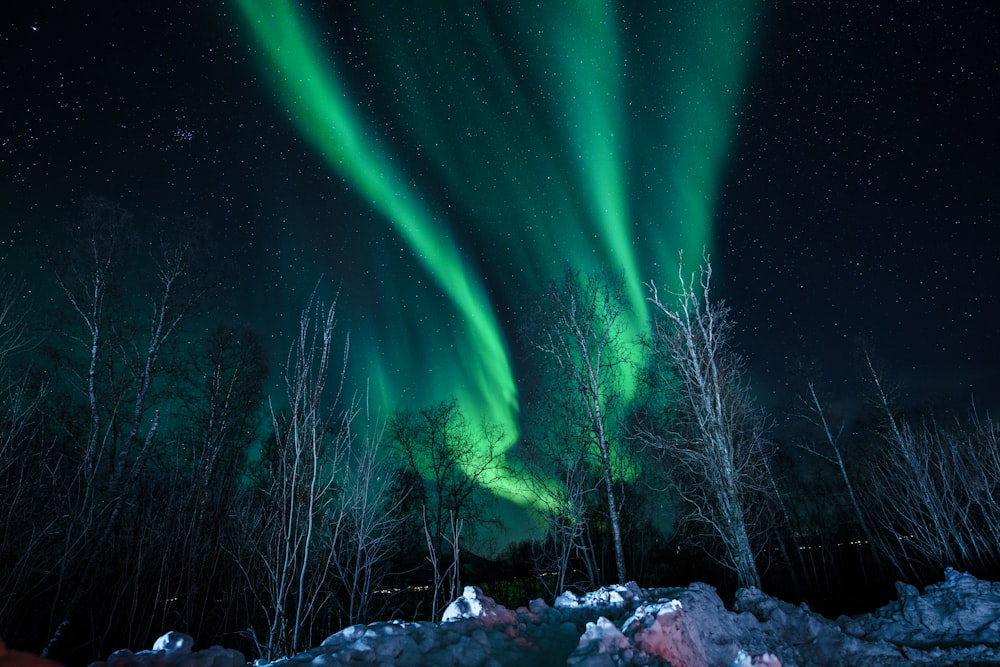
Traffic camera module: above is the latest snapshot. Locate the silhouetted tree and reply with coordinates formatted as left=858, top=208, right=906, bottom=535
left=389, top=399, right=505, bottom=617
left=525, top=267, right=631, bottom=584
left=241, top=289, right=354, bottom=659
left=43, top=199, right=203, bottom=656
left=327, top=407, right=406, bottom=625
left=0, top=269, right=53, bottom=640
left=641, top=255, right=770, bottom=590
left=518, top=429, right=600, bottom=595
left=167, top=323, right=269, bottom=634
left=864, top=351, right=1000, bottom=573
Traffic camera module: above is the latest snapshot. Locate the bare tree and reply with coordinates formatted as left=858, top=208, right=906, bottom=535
left=166, top=324, right=269, bottom=634
left=0, top=270, right=55, bottom=635
left=0, top=268, right=36, bottom=476
left=51, top=201, right=123, bottom=487
left=390, top=400, right=505, bottom=555
left=526, top=267, right=630, bottom=584
left=642, top=255, right=769, bottom=590
left=389, top=399, right=505, bottom=615
left=242, top=290, right=353, bottom=659
left=5, top=205, right=264, bottom=661
left=44, top=201, right=201, bottom=654
left=0, top=269, right=30, bottom=367
left=864, top=352, right=1000, bottom=572
left=796, top=379, right=885, bottom=567
left=328, top=400, right=406, bottom=625
left=422, top=507, right=463, bottom=620
left=518, top=431, right=600, bottom=596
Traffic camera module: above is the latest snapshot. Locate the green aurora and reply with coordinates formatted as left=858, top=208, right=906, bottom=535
left=232, top=0, right=763, bottom=507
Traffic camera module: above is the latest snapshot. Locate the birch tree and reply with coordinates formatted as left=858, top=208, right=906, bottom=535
left=796, top=379, right=886, bottom=567
left=527, top=267, right=630, bottom=584
left=642, top=256, right=769, bottom=590
left=863, top=352, right=1000, bottom=572
left=328, top=407, right=406, bottom=625
left=44, top=200, right=201, bottom=654
left=244, top=290, right=353, bottom=659
left=389, top=399, right=505, bottom=616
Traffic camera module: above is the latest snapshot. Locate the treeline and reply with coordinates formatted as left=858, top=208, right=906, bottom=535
left=1, top=200, right=998, bottom=665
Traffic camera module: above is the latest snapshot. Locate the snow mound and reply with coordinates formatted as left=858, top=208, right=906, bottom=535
left=555, top=582, right=644, bottom=610
left=568, top=584, right=780, bottom=667
left=88, top=570, right=1000, bottom=667
left=735, top=571, right=1000, bottom=666
left=150, top=633, right=192, bottom=654
left=442, top=586, right=517, bottom=625
left=87, top=633, right=244, bottom=667
left=852, top=566, right=1000, bottom=647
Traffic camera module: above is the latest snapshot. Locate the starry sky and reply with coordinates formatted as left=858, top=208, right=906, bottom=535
left=2, top=1, right=997, bottom=482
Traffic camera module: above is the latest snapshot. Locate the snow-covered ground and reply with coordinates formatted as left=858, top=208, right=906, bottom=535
left=87, top=568, right=1000, bottom=667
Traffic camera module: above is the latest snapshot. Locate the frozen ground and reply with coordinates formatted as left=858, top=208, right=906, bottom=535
left=85, top=568, right=1000, bottom=667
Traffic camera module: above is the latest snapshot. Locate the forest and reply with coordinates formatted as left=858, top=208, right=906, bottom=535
left=2, top=200, right=998, bottom=666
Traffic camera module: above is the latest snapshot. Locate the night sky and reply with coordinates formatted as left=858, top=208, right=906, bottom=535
left=3, top=1, right=997, bottom=497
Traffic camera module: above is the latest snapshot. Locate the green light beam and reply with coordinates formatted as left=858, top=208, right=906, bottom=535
left=547, top=1, right=647, bottom=325
left=232, top=0, right=523, bottom=499
left=647, top=0, right=764, bottom=281
left=230, top=0, right=765, bottom=519
left=348, top=2, right=602, bottom=292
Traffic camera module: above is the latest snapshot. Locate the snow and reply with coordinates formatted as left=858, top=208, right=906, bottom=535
left=555, top=583, right=645, bottom=610
left=85, top=633, right=243, bottom=667
left=150, top=634, right=192, bottom=654
left=78, top=569, right=1000, bottom=667
left=441, top=585, right=517, bottom=625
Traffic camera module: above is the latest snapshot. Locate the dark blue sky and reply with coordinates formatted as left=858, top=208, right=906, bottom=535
left=2, top=1, right=997, bottom=420
left=718, top=2, right=997, bottom=413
